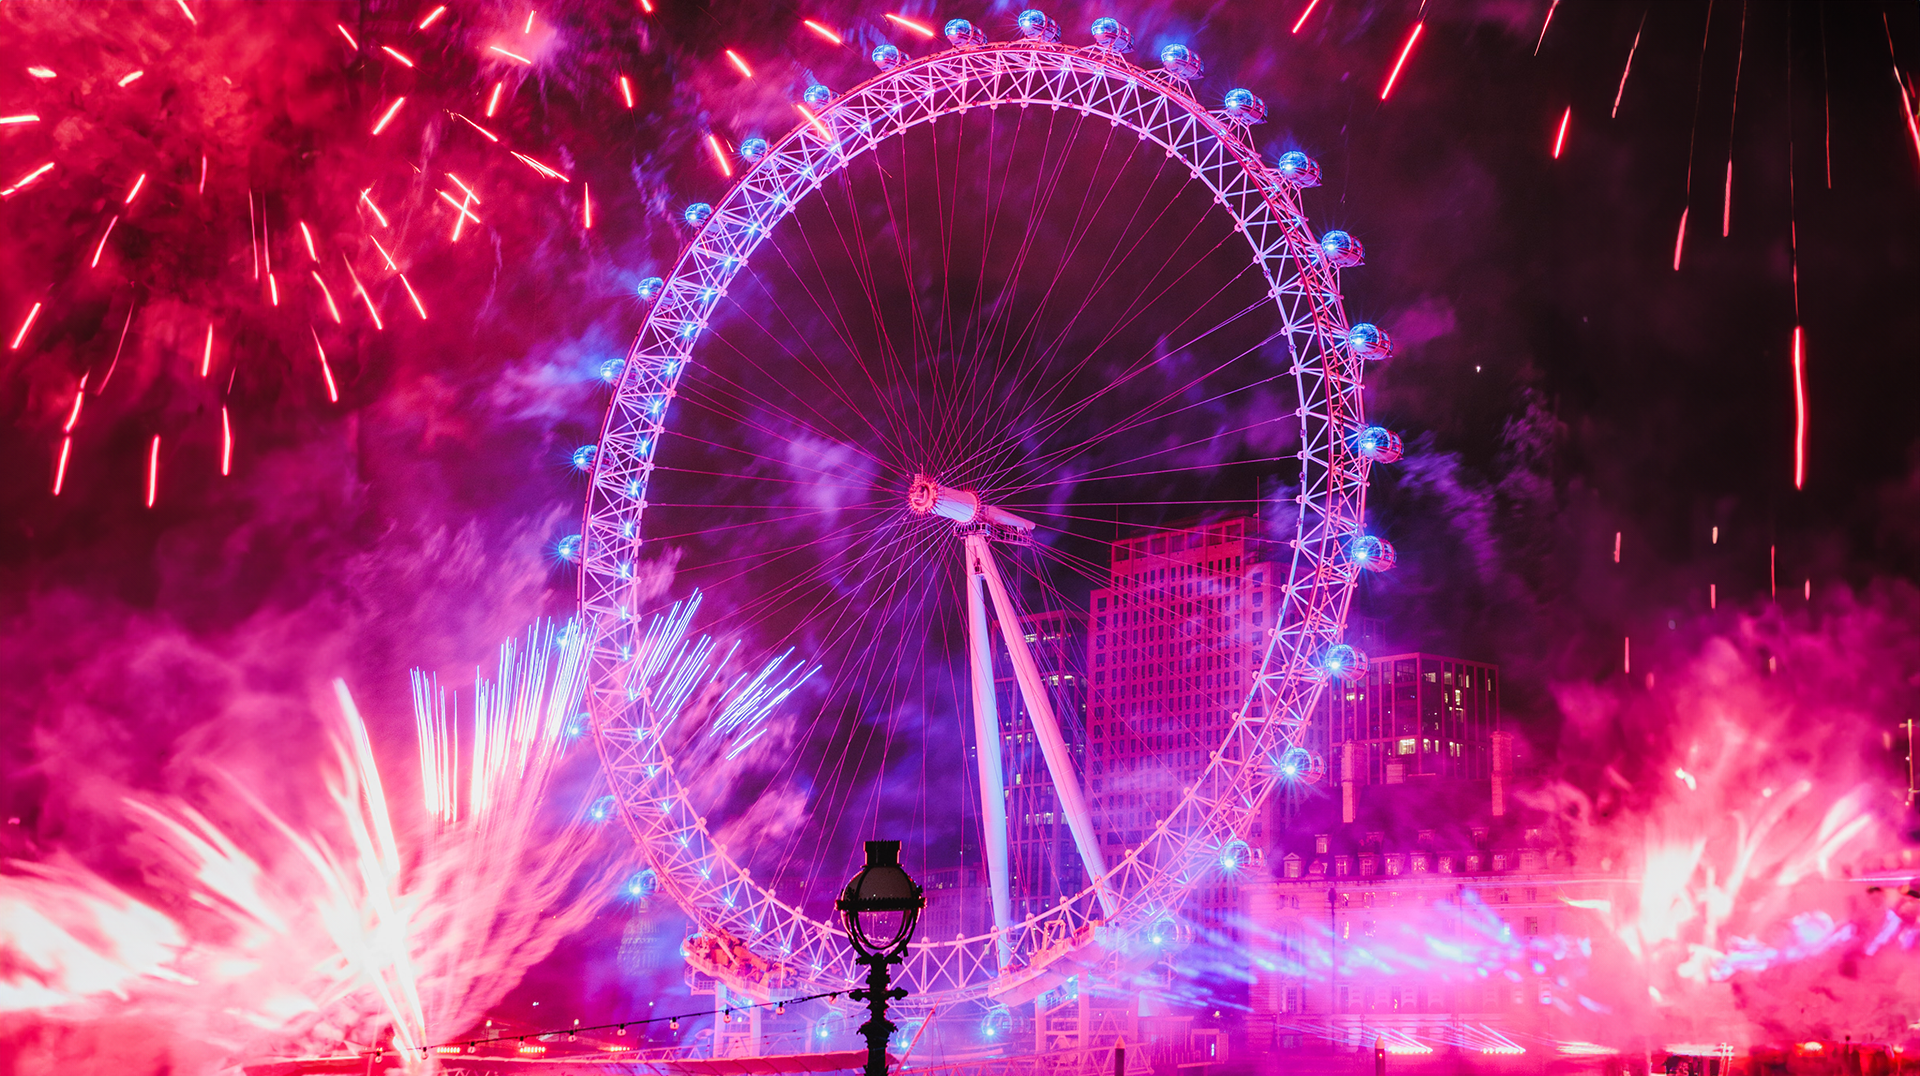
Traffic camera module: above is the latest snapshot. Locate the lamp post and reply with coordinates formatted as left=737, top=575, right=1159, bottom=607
left=838, top=840, right=926, bottom=1076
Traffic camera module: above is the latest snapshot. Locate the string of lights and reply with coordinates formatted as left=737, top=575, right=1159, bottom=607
left=359, top=988, right=850, bottom=1062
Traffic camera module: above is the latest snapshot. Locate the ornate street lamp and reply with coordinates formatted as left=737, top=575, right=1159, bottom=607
left=838, top=840, right=925, bottom=1076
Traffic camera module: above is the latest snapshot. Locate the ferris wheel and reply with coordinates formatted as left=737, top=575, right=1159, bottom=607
left=578, top=12, right=1401, bottom=1011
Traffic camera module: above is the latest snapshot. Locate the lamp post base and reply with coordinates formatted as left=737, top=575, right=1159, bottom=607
left=850, top=954, right=907, bottom=1076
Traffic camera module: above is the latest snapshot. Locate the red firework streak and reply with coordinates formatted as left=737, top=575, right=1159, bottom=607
left=145, top=435, right=161, bottom=508
left=1552, top=107, right=1571, bottom=158
left=1290, top=0, right=1322, bottom=36
left=1380, top=23, right=1423, bottom=100
left=1791, top=327, right=1807, bottom=490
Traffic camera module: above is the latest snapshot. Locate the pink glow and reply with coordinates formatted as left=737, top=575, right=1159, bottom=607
left=312, top=328, right=339, bottom=402
left=1672, top=207, right=1688, bottom=271
left=489, top=45, right=533, bottom=65
left=707, top=133, right=732, bottom=177
left=1552, top=107, right=1571, bottom=159
left=418, top=5, right=448, bottom=29
left=89, top=216, right=119, bottom=268
left=220, top=406, right=232, bottom=474
left=380, top=45, right=415, bottom=68
left=123, top=173, right=146, bottom=204
left=724, top=49, right=754, bottom=78
left=486, top=81, right=505, bottom=117
left=618, top=75, right=635, bottom=109
left=803, top=19, right=843, bottom=45
left=336, top=23, right=358, bottom=49
left=200, top=325, right=213, bottom=377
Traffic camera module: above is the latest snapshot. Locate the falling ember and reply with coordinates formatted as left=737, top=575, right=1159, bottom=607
left=90, top=216, right=120, bottom=268
left=1710, top=584, right=1717, bottom=610
left=794, top=102, right=833, bottom=142
left=638, top=0, right=653, bottom=12
left=1804, top=578, right=1810, bottom=600
left=10, top=301, right=42, bottom=349
left=1533, top=0, right=1559, bottom=55
left=1289, top=0, right=1322, bottom=35
left=52, top=437, right=72, bottom=496
left=359, top=188, right=390, bottom=228
left=1613, top=532, right=1621, bottom=563
left=0, top=114, right=39, bottom=125
left=200, top=325, right=214, bottom=377
left=371, top=97, right=406, bottom=135
left=510, top=151, right=568, bottom=180
left=220, top=407, right=232, bottom=475
left=445, top=173, right=482, bottom=204
left=336, top=23, right=358, bottom=49
left=1551, top=107, right=1571, bottom=159
left=1770, top=545, right=1777, bottom=598
left=1898, top=71, right=1920, bottom=170
left=803, top=19, right=843, bottom=45
left=1613, top=17, right=1643, bottom=118
left=1379, top=22, right=1423, bottom=101
left=1721, top=160, right=1733, bottom=236
left=299, top=221, right=319, bottom=261
left=368, top=234, right=399, bottom=270
left=380, top=46, right=415, bottom=68
left=1792, top=326, right=1807, bottom=490
left=27, top=66, right=56, bottom=79
left=618, top=75, right=635, bottom=109
left=2, top=161, right=56, bottom=197
left=883, top=13, right=935, bottom=38
left=489, top=46, right=534, bottom=65
left=486, top=82, right=505, bottom=117
left=439, top=190, right=482, bottom=238
left=524, top=10, right=536, bottom=33
left=311, top=328, right=340, bottom=402
left=419, top=5, right=448, bottom=29
left=1623, top=636, right=1631, bottom=675
left=1671, top=208, right=1688, bottom=271
left=707, top=134, right=733, bottom=177
left=124, top=173, right=147, bottom=205
left=311, top=271, right=343, bottom=323
left=400, top=275, right=428, bottom=320
left=146, top=435, right=160, bottom=508
left=63, top=375, right=87, bottom=432
left=172, top=0, right=196, bottom=23
left=582, top=182, right=593, bottom=229
left=723, top=49, right=754, bottom=78
left=455, top=114, right=500, bottom=141
left=268, top=272, right=280, bottom=306
left=117, top=70, right=145, bottom=87
left=198, top=155, right=207, bottom=194
left=342, top=258, right=384, bottom=331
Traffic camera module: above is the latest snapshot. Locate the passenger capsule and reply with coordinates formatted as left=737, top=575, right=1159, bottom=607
left=1356, top=426, right=1404, bottom=464
left=1016, top=9, right=1061, bottom=43
left=944, top=18, right=987, bottom=48
left=1322, top=643, right=1369, bottom=683
left=1346, top=322, right=1393, bottom=362
left=682, top=203, right=713, bottom=227
left=1274, top=150, right=1321, bottom=188
left=557, top=534, right=583, bottom=563
left=599, top=358, right=625, bottom=383
left=738, top=137, right=769, bottom=163
left=1159, top=43, right=1204, bottom=81
left=637, top=276, right=665, bottom=302
left=1348, top=534, right=1397, bottom=572
left=1220, top=839, right=1252, bottom=873
left=1223, top=88, right=1267, bottom=123
left=1319, top=229, right=1364, bottom=268
left=802, top=84, right=833, bottom=106
left=571, top=445, right=597, bottom=471
left=871, top=44, right=906, bottom=71
left=1090, top=17, right=1132, bottom=53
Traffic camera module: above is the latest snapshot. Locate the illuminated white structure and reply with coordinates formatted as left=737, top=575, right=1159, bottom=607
left=576, top=13, right=1398, bottom=1011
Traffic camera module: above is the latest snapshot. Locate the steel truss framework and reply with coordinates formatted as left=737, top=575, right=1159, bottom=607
left=582, top=35, right=1378, bottom=1008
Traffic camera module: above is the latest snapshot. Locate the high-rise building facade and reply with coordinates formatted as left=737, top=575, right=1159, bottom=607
left=1315, top=653, right=1501, bottom=821
left=1085, top=517, right=1281, bottom=937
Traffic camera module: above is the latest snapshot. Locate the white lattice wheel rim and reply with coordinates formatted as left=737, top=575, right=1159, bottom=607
left=581, top=38, right=1374, bottom=1008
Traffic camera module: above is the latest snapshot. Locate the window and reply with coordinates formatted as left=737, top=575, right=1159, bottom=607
left=1523, top=916, right=1539, bottom=936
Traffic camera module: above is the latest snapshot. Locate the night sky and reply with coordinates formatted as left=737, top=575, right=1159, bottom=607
left=2, top=0, right=1917, bottom=1062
